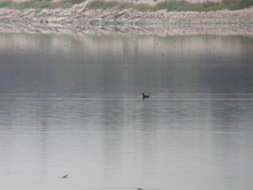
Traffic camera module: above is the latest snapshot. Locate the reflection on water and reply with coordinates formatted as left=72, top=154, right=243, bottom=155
left=0, top=34, right=253, bottom=190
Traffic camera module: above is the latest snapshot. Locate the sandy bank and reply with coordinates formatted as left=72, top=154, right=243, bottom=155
left=0, top=3, right=252, bottom=36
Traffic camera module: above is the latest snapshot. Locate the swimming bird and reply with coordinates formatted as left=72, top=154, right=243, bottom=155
left=62, top=174, right=68, bottom=179
left=142, top=92, right=150, bottom=100
left=137, top=187, right=143, bottom=190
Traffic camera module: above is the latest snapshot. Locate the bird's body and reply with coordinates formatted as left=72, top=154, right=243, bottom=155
left=142, top=92, right=150, bottom=100
left=62, top=174, right=68, bottom=179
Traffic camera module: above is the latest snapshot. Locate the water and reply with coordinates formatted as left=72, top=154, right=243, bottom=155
left=0, top=33, right=253, bottom=190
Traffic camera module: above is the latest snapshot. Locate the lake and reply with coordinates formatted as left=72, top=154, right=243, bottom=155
left=0, top=33, right=253, bottom=190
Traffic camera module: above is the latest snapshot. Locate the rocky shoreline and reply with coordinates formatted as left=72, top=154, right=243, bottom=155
left=0, top=2, right=253, bottom=36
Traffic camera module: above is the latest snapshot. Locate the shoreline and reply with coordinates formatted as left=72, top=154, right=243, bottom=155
left=0, top=3, right=252, bottom=36
left=1, top=22, right=253, bottom=37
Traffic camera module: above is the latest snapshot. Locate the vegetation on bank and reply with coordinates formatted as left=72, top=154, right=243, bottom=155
left=0, top=0, right=86, bottom=9
left=0, top=0, right=252, bottom=10
left=87, top=0, right=253, bottom=11
left=86, top=0, right=150, bottom=11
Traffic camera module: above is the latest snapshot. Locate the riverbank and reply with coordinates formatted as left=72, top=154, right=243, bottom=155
left=0, top=2, right=252, bottom=36
left=1, top=22, right=253, bottom=37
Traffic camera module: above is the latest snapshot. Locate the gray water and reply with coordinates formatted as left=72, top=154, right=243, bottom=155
left=0, top=34, right=253, bottom=190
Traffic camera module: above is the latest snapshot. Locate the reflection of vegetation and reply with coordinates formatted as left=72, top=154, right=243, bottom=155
left=0, top=0, right=86, bottom=9
left=0, top=0, right=252, bottom=10
left=88, top=0, right=253, bottom=11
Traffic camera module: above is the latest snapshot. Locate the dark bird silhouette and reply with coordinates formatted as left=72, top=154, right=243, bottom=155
left=142, top=92, right=150, bottom=100
left=137, top=187, right=144, bottom=190
left=62, top=174, right=68, bottom=179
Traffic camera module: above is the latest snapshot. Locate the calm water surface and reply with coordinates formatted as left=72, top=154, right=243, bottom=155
left=0, top=34, right=253, bottom=190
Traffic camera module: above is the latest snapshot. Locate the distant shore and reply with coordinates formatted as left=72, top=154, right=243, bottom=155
left=0, top=2, right=252, bottom=36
